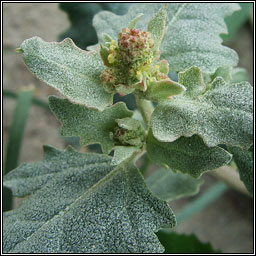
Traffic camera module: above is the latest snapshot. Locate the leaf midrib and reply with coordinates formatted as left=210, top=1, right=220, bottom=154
left=9, top=163, right=122, bottom=252
left=4, top=161, right=111, bottom=193
left=166, top=3, right=188, bottom=30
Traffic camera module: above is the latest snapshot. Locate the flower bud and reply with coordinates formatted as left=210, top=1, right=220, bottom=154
left=113, top=118, right=145, bottom=147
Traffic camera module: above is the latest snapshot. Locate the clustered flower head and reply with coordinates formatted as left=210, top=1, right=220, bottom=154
left=113, top=126, right=145, bottom=147
left=110, top=117, right=146, bottom=147
left=100, top=27, right=170, bottom=96
left=118, top=28, right=154, bottom=70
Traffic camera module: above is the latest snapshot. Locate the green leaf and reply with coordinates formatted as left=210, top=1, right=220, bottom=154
left=228, top=145, right=253, bottom=196
left=161, top=3, right=240, bottom=73
left=156, top=231, right=221, bottom=253
left=221, top=3, right=253, bottom=42
left=111, top=146, right=140, bottom=165
left=128, top=13, right=144, bottom=29
left=180, top=65, right=206, bottom=97
left=19, top=36, right=112, bottom=111
left=211, top=66, right=232, bottom=83
left=99, top=45, right=110, bottom=66
left=146, top=168, right=203, bottom=201
left=3, top=145, right=111, bottom=197
left=147, top=4, right=167, bottom=57
left=93, top=3, right=239, bottom=74
left=232, top=67, right=248, bottom=83
left=147, top=131, right=232, bottom=178
left=151, top=66, right=253, bottom=150
left=49, top=96, right=133, bottom=154
left=3, top=146, right=176, bottom=253
left=142, top=79, right=186, bottom=102
left=211, top=66, right=248, bottom=84
left=116, top=117, right=143, bottom=131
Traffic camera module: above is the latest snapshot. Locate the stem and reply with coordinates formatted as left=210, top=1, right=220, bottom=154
left=134, top=95, right=154, bottom=175
left=134, top=94, right=155, bottom=125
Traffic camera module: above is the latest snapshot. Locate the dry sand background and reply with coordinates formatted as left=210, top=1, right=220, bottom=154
left=3, top=3, right=254, bottom=253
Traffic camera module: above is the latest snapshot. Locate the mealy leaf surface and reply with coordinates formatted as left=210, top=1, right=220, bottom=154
left=4, top=146, right=176, bottom=253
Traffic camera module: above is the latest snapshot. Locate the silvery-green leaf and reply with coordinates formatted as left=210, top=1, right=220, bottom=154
left=179, top=65, right=205, bottom=97
left=161, top=3, right=239, bottom=73
left=147, top=131, right=232, bottom=178
left=101, top=33, right=113, bottom=44
left=116, top=117, right=144, bottom=132
left=221, top=3, right=253, bottom=42
left=142, top=79, right=186, bottom=102
left=228, top=145, right=253, bottom=196
left=93, top=3, right=239, bottom=74
left=99, top=45, right=110, bottom=66
left=146, top=168, right=204, bottom=201
left=211, top=66, right=232, bottom=82
left=151, top=66, right=253, bottom=150
left=111, top=146, right=140, bottom=165
left=128, top=13, right=144, bottom=29
left=19, top=36, right=112, bottom=111
left=147, top=4, right=167, bottom=57
left=49, top=96, right=132, bottom=153
left=3, top=146, right=176, bottom=253
left=211, top=66, right=248, bottom=84
left=3, top=145, right=111, bottom=197
left=157, top=60, right=169, bottom=74
left=232, top=67, right=248, bottom=83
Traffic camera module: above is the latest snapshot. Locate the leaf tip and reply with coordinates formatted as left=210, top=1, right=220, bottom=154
left=42, top=144, right=61, bottom=158
left=15, top=47, right=23, bottom=53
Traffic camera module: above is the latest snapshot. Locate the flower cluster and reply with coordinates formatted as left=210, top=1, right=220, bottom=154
left=118, top=28, right=154, bottom=72
left=110, top=117, right=146, bottom=148
left=112, top=125, right=145, bottom=147
left=100, top=27, right=170, bottom=96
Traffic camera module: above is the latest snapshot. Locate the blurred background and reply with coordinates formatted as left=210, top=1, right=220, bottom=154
left=2, top=3, right=254, bottom=253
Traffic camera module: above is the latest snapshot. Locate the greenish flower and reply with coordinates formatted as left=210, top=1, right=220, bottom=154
left=110, top=117, right=146, bottom=147
left=100, top=27, right=171, bottom=97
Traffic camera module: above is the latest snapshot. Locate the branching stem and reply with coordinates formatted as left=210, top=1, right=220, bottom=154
left=135, top=95, right=155, bottom=126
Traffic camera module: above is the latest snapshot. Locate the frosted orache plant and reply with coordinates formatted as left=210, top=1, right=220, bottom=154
left=3, top=3, right=253, bottom=254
